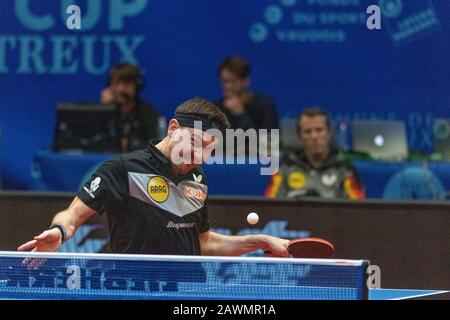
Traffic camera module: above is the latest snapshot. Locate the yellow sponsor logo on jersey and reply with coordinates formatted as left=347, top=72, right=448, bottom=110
left=147, top=176, right=169, bottom=203
left=288, top=172, right=307, bottom=190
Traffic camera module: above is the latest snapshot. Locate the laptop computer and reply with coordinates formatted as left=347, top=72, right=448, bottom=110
left=433, top=118, right=450, bottom=161
left=53, top=102, right=120, bottom=153
left=351, top=120, right=408, bottom=161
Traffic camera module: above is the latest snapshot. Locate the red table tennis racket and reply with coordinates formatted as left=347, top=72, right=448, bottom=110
left=287, top=238, right=334, bottom=259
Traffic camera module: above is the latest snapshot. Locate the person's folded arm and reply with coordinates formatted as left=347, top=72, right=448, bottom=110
left=233, top=113, right=257, bottom=130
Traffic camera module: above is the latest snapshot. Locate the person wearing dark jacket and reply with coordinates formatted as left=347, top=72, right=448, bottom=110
left=216, top=56, right=279, bottom=130
left=101, top=63, right=160, bottom=152
left=266, top=107, right=364, bottom=199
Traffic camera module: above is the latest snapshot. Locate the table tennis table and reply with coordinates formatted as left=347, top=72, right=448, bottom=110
left=370, top=289, right=450, bottom=300
left=0, top=252, right=447, bottom=300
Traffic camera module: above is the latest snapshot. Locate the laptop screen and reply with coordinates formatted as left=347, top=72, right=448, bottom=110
left=352, top=120, right=408, bottom=161
left=52, top=103, right=120, bottom=153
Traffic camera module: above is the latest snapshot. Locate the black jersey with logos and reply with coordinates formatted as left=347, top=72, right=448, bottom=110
left=77, top=141, right=209, bottom=255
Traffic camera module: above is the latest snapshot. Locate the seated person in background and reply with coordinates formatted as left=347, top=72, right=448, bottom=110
left=101, top=62, right=160, bottom=152
left=266, top=107, right=365, bottom=200
left=216, top=56, right=279, bottom=130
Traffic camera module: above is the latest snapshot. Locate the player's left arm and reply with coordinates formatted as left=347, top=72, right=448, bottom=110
left=199, top=231, right=289, bottom=257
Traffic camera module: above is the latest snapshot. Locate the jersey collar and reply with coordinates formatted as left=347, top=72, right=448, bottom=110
left=147, top=140, right=171, bottom=168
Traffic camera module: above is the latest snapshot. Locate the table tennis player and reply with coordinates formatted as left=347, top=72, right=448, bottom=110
left=18, top=98, right=290, bottom=260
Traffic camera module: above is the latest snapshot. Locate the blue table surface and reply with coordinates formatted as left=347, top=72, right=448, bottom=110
left=369, top=289, right=448, bottom=300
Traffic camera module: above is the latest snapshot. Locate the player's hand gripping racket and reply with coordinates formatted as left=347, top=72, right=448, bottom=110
left=287, top=238, right=334, bottom=258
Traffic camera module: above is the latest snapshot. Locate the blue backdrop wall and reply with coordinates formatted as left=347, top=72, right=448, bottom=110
left=0, top=0, right=449, bottom=189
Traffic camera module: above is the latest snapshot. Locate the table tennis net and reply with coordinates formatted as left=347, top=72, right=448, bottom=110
left=0, top=252, right=369, bottom=300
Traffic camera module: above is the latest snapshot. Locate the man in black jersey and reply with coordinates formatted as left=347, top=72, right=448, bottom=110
left=18, top=98, right=289, bottom=260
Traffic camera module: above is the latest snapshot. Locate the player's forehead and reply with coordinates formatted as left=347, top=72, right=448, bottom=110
left=183, top=127, right=216, bottom=140
left=300, top=115, right=327, bottom=129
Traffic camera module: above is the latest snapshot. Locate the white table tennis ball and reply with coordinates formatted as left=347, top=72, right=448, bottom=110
left=247, top=212, right=259, bottom=225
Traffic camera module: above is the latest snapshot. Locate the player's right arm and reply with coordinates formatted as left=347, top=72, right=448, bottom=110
left=18, top=156, right=126, bottom=257
left=17, top=197, right=96, bottom=253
